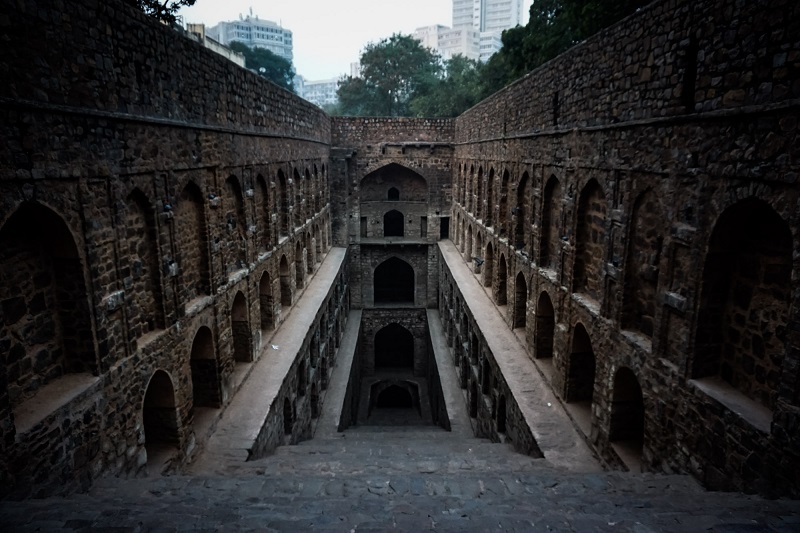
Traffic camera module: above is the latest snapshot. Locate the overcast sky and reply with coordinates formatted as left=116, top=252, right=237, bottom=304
left=178, top=0, right=531, bottom=81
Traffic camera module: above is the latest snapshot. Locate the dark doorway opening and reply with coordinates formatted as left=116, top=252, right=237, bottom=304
left=375, top=323, right=414, bottom=370
left=384, top=209, right=404, bottom=237
left=374, top=257, right=414, bottom=304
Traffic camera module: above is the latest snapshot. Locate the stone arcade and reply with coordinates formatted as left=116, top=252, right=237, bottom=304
left=1, top=0, right=799, bottom=505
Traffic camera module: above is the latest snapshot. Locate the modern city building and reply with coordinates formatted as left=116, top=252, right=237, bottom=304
left=207, top=14, right=293, bottom=62
left=413, top=25, right=481, bottom=61
left=453, top=0, right=525, bottom=32
left=297, top=76, right=340, bottom=108
left=185, top=23, right=246, bottom=68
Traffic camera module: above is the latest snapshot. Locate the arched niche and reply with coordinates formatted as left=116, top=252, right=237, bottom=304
left=374, top=257, right=414, bottom=304
left=374, top=323, right=414, bottom=370
left=359, top=163, right=428, bottom=203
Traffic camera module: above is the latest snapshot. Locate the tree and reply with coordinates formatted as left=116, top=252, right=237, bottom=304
left=337, top=34, right=441, bottom=116
left=410, top=55, right=483, bottom=117
left=123, top=0, right=196, bottom=25
left=477, top=0, right=648, bottom=98
left=228, top=42, right=295, bottom=92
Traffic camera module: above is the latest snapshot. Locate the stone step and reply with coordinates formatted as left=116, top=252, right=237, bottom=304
left=4, top=471, right=798, bottom=532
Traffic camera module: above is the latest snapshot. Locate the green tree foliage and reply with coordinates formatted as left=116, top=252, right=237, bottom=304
left=228, top=42, right=295, bottom=93
left=122, top=0, right=196, bottom=25
left=479, top=0, right=649, bottom=98
left=337, top=34, right=441, bottom=116
left=410, top=55, right=483, bottom=118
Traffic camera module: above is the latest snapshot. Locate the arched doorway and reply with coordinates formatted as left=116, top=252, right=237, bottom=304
left=259, top=271, right=274, bottom=332
left=513, top=272, right=527, bottom=329
left=540, top=176, right=561, bottom=268
left=231, top=291, right=252, bottom=363
left=279, top=254, right=291, bottom=307
left=142, top=370, right=179, bottom=469
left=469, top=380, right=478, bottom=418
left=374, top=257, right=414, bottom=304
left=496, top=395, right=507, bottom=434
left=567, top=324, right=596, bottom=405
left=283, top=398, right=293, bottom=436
left=535, top=292, right=555, bottom=359
left=374, top=323, right=415, bottom=371
left=496, top=254, right=508, bottom=305
left=190, top=327, right=220, bottom=408
left=295, top=240, right=305, bottom=289
left=484, top=242, right=494, bottom=288
left=384, top=209, right=404, bottom=237
left=609, top=367, right=644, bottom=466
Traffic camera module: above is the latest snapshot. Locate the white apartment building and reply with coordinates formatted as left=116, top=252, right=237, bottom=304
left=297, top=77, right=339, bottom=108
left=452, top=0, right=525, bottom=32
left=207, top=14, right=293, bottom=62
left=413, top=25, right=481, bottom=61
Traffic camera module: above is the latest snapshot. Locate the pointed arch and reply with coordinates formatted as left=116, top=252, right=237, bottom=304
left=176, top=182, right=210, bottom=301
left=384, top=209, right=404, bottom=237
left=279, top=254, right=291, bottom=307
left=231, top=291, right=252, bottom=363
left=693, top=198, right=792, bottom=409
left=256, top=174, right=271, bottom=252
left=610, top=367, right=644, bottom=453
left=535, top=292, right=555, bottom=359
left=514, top=172, right=529, bottom=249
left=540, top=176, right=561, bottom=269
left=259, top=271, right=274, bottom=331
left=486, top=168, right=495, bottom=227
left=0, top=202, right=96, bottom=405
left=375, top=323, right=414, bottom=369
left=125, top=189, right=165, bottom=336
left=484, top=242, right=495, bottom=289
left=513, top=272, right=527, bottom=329
left=293, top=168, right=303, bottom=227
left=190, top=327, right=220, bottom=408
left=566, top=323, right=596, bottom=405
left=499, top=169, right=510, bottom=237
left=225, top=175, right=247, bottom=270
left=496, top=253, right=508, bottom=305
left=374, top=257, right=414, bottom=304
left=277, top=170, right=289, bottom=237
left=295, top=240, right=305, bottom=289
left=622, top=190, right=664, bottom=336
left=573, top=179, right=607, bottom=301
left=142, top=370, right=179, bottom=463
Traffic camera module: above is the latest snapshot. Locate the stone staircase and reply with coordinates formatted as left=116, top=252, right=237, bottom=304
left=2, top=424, right=799, bottom=531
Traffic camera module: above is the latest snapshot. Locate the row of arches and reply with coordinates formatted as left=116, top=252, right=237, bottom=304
left=442, top=274, right=646, bottom=463
left=143, top=263, right=349, bottom=465
left=455, top=170, right=665, bottom=338
left=456, top=191, right=794, bottom=412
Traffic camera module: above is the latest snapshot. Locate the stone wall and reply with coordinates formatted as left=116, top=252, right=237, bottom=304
left=450, top=0, right=800, bottom=496
left=0, top=0, right=333, bottom=498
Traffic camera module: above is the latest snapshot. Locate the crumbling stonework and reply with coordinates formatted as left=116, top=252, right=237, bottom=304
left=1, top=0, right=799, bottom=500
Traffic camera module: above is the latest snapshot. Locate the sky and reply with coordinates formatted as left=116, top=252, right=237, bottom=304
left=178, top=0, right=531, bottom=81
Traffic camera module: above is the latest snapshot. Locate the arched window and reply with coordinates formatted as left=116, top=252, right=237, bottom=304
left=388, top=187, right=400, bottom=201
left=279, top=255, right=291, bottom=307
left=535, top=292, right=555, bottom=359
left=374, top=323, right=414, bottom=369
left=142, top=370, right=179, bottom=467
left=384, top=209, right=404, bottom=237
left=374, top=257, right=414, bottom=304
left=573, top=179, right=607, bottom=300
left=190, top=327, right=220, bottom=408
left=693, top=199, right=792, bottom=409
left=231, top=291, right=252, bottom=363
left=567, top=324, right=596, bottom=406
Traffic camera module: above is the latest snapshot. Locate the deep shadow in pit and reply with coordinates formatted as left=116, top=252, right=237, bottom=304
left=343, top=311, right=450, bottom=429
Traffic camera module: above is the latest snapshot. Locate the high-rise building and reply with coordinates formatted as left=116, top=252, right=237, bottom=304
left=297, top=76, right=340, bottom=108
left=453, top=0, right=525, bottom=32
left=207, top=14, right=293, bottom=62
left=449, top=0, right=525, bottom=61
left=413, top=25, right=481, bottom=62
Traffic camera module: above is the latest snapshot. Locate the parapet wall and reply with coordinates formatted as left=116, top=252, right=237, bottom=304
left=456, top=0, right=798, bottom=142
left=0, top=0, right=329, bottom=145
left=332, top=117, right=454, bottom=145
